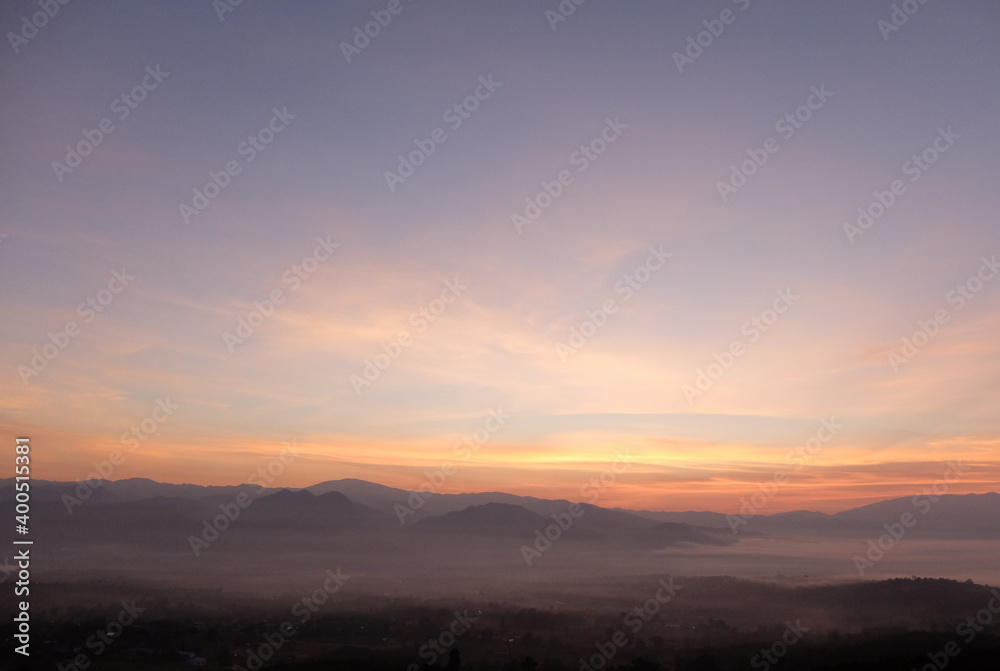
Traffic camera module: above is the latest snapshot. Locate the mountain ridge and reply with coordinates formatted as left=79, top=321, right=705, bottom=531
left=4, top=477, right=999, bottom=541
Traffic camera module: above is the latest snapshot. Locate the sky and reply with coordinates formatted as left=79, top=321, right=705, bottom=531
left=2, top=0, right=999, bottom=514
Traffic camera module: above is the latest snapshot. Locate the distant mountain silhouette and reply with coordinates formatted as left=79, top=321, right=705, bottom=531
left=0, top=477, right=264, bottom=506
left=306, top=478, right=412, bottom=516
left=641, top=521, right=733, bottom=547
left=240, top=488, right=392, bottom=531
left=407, top=500, right=734, bottom=548
left=3, top=478, right=998, bottom=543
left=411, top=502, right=547, bottom=536
left=309, top=478, right=582, bottom=520
left=833, top=491, right=1000, bottom=538
left=612, top=492, right=1000, bottom=539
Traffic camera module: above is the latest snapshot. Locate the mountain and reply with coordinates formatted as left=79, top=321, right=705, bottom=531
left=0, top=477, right=269, bottom=506
left=411, top=502, right=547, bottom=536
left=307, top=478, right=412, bottom=510
left=407, top=501, right=733, bottom=549
left=308, top=478, right=582, bottom=520
left=616, top=493, right=1000, bottom=540
left=25, top=495, right=214, bottom=548
left=3, top=477, right=997, bottom=592
left=642, top=521, right=734, bottom=547
left=4, top=477, right=998, bottom=542
left=239, top=488, right=392, bottom=531
left=834, top=491, right=1000, bottom=538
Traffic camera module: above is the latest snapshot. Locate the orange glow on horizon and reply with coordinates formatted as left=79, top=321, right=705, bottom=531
left=9, top=420, right=998, bottom=515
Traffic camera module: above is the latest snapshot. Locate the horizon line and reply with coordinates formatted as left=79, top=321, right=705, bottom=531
left=11, top=475, right=1000, bottom=518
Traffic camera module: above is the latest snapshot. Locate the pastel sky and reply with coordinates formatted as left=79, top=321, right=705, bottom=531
left=2, top=0, right=999, bottom=513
